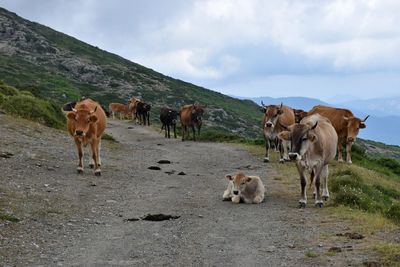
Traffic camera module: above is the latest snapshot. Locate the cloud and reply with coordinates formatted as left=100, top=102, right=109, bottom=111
left=2, top=0, right=400, bottom=99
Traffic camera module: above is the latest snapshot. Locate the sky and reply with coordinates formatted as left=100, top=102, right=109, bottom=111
left=1, top=0, right=400, bottom=101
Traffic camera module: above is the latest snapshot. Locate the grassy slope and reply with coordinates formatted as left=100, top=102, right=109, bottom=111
left=0, top=7, right=262, bottom=139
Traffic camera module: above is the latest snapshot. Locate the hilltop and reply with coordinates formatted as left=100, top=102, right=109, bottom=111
left=0, top=7, right=262, bottom=139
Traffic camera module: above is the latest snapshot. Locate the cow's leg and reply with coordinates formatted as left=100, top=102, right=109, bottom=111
left=147, top=112, right=150, bottom=125
left=181, top=125, right=186, bottom=141
left=346, top=143, right=353, bottom=164
left=173, top=124, right=177, bottom=138
left=338, top=142, right=344, bottom=162
left=279, top=139, right=286, bottom=163
left=310, top=169, right=316, bottom=198
left=75, top=139, right=84, bottom=173
left=264, top=137, right=270, bottom=162
left=111, top=111, right=115, bottom=119
left=296, top=162, right=307, bottom=208
left=167, top=124, right=170, bottom=138
left=192, top=126, right=196, bottom=141
left=314, top=165, right=324, bottom=207
left=91, top=139, right=101, bottom=176
left=321, top=165, right=329, bottom=201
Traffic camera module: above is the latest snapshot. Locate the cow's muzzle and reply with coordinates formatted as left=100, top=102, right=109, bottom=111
left=288, top=152, right=301, bottom=161
left=265, top=122, right=273, bottom=128
left=347, top=137, right=355, bottom=143
left=233, top=190, right=239, bottom=195
left=75, top=130, right=85, bottom=136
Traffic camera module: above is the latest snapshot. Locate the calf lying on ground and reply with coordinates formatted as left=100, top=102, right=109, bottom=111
left=223, top=172, right=265, bottom=204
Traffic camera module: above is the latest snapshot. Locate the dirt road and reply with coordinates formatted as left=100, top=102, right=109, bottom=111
left=0, top=115, right=372, bottom=266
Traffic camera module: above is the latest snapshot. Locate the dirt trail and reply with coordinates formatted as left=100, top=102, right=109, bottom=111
left=0, top=115, right=372, bottom=266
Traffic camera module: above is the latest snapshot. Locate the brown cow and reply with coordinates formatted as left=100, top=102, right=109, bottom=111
left=261, top=102, right=295, bottom=163
left=67, top=99, right=107, bottom=176
left=278, top=114, right=338, bottom=208
left=293, top=108, right=308, bottom=123
left=307, top=105, right=369, bottom=164
left=128, top=97, right=141, bottom=122
left=179, top=104, right=206, bottom=141
left=109, top=103, right=130, bottom=120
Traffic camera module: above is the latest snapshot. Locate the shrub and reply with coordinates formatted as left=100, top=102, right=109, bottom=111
left=1, top=94, right=65, bottom=129
left=385, top=203, right=400, bottom=224
left=0, top=81, right=19, bottom=96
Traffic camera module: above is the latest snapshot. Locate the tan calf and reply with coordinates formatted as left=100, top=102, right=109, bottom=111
left=109, top=103, right=130, bottom=120
left=223, top=172, right=265, bottom=204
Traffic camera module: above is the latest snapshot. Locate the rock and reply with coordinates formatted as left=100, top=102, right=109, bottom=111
left=47, top=167, right=55, bottom=171
left=336, top=232, right=365, bottom=240
left=178, top=171, right=186, bottom=175
left=148, top=166, right=161, bottom=170
left=157, top=160, right=171, bottom=164
left=0, top=152, right=13, bottom=158
left=141, top=214, right=180, bottom=221
left=328, top=247, right=342, bottom=253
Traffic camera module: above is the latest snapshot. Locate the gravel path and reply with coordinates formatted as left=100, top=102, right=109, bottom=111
left=0, top=114, right=371, bottom=266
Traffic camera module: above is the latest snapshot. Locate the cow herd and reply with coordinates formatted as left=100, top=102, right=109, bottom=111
left=64, top=97, right=368, bottom=208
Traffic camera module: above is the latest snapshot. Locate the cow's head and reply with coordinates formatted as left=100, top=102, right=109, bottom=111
left=192, top=104, right=206, bottom=122
left=293, top=109, right=308, bottom=123
left=67, top=105, right=98, bottom=137
left=263, top=103, right=284, bottom=129
left=278, top=121, right=318, bottom=161
left=343, top=115, right=369, bottom=143
left=225, top=172, right=252, bottom=195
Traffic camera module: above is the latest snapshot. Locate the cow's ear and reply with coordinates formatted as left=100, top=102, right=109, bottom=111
left=308, top=132, right=318, bottom=142
left=260, top=107, right=266, bottom=113
left=225, top=174, right=233, bottom=181
left=278, top=131, right=291, bottom=141
left=90, top=114, right=98, bottom=123
left=246, top=177, right=252, bottom=182
left=67, top=112, right=76, bottom=121
left=359, top=122, right=366, bottom=129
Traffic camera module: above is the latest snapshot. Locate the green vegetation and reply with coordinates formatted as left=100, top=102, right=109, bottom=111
left=0, top=81, right=65, bottom=129
left=305, top=251, right=319, bottom=258
left=0, top=213, right=20, bottom=223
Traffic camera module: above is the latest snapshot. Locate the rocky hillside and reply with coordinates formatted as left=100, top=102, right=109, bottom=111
left=0, top=7, right=262, bottom=138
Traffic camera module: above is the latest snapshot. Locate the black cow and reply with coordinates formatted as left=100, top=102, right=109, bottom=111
left=160, top=108, right=178, bottom=138
left=136, top=102, right=151, bottom=125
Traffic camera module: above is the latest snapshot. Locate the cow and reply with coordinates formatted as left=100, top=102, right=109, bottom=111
left=63, top=101, right=110, bottom=117
left=307, top=105, right=369, bottom=164
left=66, top=98, right=107, bottom=176
left=108, top=103, right=130, bottom=120
left=223, top=172, right=265, bottom=204
left=278, top=114, right=338, bottom=208
left=179, top=104, right=206, bottom=141
left=136, top=101, right=151, bottom=125
left=128, top=97, right=141, bottom=122
left=293, top=108, right=308, bottom=123
left=261, top=102, right=295, bottom=163
left=160, top=107, right=178, bottom=138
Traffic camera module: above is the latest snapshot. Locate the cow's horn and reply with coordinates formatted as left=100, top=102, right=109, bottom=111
left=362, top=115, right=370, bottom=122
left=311, top=121, right=318, bottom=130
left=280, top=102, right=283, bottom=109
left=261, top=101, right=265, bottom=107
left=90, top=106, right=97, bottom=114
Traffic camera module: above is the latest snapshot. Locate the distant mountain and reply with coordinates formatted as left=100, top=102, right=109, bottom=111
left=335, top=97, right=400, bottom=117
left=0, top=7, right=262, bottom=138
left=250, top=96, right=328, bottom=111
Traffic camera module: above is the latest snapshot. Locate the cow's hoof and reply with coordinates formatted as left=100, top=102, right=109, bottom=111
left=338, top=159, right=344, bottom=163
left=77, top=167, right=84, bottom=174
left=94, top=170, right=101, bottom=176
left=347, top=161, right=353, bottom=164
left=279, top=159, right=285, bottom=164
left=322, top=196, right=329, bottom=201
left=312, top=193, right=316, bottom=199
left=298, top=202, right=306, bottom=208
left=263, top=158, right=269, bottom=163
left=315, top=202, right=324, bottom=208
left=89, top=163, right=94, bottom=169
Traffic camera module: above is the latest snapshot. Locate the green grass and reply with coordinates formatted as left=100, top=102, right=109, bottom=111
left=0, top=213, right=20, bottom=223
left=305, top=251, right=319, bottom=258
left=0, top=81, right=66, bottom=129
